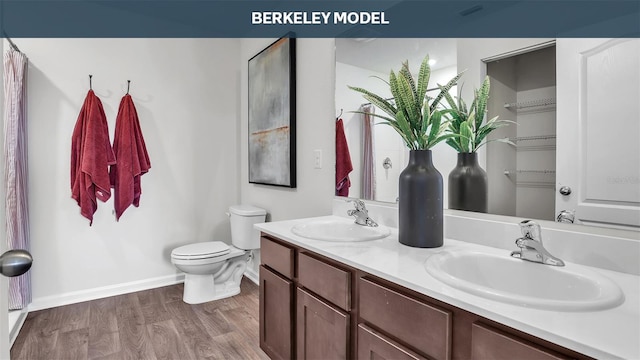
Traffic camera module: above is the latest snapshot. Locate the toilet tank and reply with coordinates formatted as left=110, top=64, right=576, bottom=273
left=229, top=205, right=267, bottom=250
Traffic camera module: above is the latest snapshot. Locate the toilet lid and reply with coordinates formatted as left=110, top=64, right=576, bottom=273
left=172, top=241, right=230, bottom=260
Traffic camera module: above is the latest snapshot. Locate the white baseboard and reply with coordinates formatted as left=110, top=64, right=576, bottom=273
left=29, top=273, right=185, bottom=312
left=244, top=267, right=259, bottom=285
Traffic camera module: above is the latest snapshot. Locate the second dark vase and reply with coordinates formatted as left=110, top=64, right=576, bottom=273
left=398, top=150, right=443, bottom=248
left=448, top=152, right=488, bottom=213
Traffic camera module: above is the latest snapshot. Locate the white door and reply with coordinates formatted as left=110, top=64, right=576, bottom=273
left=556, top=38, right=640, bottom=229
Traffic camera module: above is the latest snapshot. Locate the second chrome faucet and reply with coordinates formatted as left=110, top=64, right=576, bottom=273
left=346, top=199, right=379, bottom=227
left=511, top=220, right=565, bottom=266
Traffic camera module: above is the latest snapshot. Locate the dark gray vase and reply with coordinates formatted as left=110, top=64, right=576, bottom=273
left=448, top=152, right=488, bottom=213
left=398, top=150, right=443, bottom=248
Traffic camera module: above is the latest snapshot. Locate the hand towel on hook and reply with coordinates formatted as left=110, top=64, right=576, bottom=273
left=110, top=94, right=151, bottom=221
left=71, top=90, right=116, bottom=225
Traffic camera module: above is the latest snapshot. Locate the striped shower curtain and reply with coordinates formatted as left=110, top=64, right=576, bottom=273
left=3, top=48, right=31, bottom=310
left=361, top=105, right=376, bottom=200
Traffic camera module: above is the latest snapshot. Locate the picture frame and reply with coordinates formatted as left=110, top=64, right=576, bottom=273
left=248, top=34, right=296, bottom=187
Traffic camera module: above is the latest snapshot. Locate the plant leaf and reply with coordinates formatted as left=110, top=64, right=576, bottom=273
left=459, top=121, right=473, bottom=152
left=416, top=56, right=431, bottom=106
left=348, top=86, right=396, bottom=118
left=427, top=110, right=442, bottom=145
left=430, top=70, right=464, bottom=113
left=474, top=76, right=490, bottom=131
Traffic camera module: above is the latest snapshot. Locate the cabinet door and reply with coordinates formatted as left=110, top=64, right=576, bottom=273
left=260, top=266, right=293, bottom=360
left=297, top=287, right=350, bottom=360
left=358, top=324, right=427, bottom=360
left=471, top=323, right=570, bottom=360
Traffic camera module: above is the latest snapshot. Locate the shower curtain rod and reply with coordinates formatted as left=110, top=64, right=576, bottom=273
left=360, top=86, right=440, bottom=106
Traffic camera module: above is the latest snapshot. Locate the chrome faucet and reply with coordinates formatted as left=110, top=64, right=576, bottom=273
left=346, top=199, right=378, bottom=227
left=510, top=220, right=565, bottom=266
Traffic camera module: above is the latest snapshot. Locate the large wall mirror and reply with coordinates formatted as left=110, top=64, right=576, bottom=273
left=335, top=38, right=640, bottom=231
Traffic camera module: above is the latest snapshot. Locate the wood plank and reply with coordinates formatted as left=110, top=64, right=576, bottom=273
left=162, top=283, right=184, bottom=304
left=88, top=296, right=120, bottom=359
left=58, top=301, right=92, bottom=333
left=11, top=311, right=59, bottom=360
left=147, top=319, right=191, bottom=360
left=137, top=287, right=173, bottom=324
left=206, top=331, right=268, bottom=360
left=114, top=293, right=157, bottom=360
left=52, top=328, right=90, bottom=360
left=88, top=332, right=120, bottom=360
left=191, top=305, right=234, bottom=338
left=222, top=307, right=261, bottom=349
left=165, top=298, right=219, bottom=359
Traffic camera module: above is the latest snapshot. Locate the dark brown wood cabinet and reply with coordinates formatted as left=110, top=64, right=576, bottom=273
left=470, top=323, right=571, bottom=360
left=296, top=287, right=350, bottom=359
left=359, top=277, right=452, bottom=360
left=259, top=265, right=293, bottom=360
left=357, top=324, right=427, bottom=360
left=259, top=236, right=296, bottom=360
left=259, top=233, right=591, bottom=360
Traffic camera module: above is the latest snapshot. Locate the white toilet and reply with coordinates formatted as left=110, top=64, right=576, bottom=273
left=171, top=205, right=266, bottom=304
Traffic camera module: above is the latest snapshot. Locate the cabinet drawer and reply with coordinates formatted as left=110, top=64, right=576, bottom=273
left=358, top=324, right=427, bottom=360
left=261, top=236, right=295, bottom=279
left=298, top=252, right=351, bottom=310
left=359, top=277, right=452, bottom=360
left=471, top=323, right=570, bottom=360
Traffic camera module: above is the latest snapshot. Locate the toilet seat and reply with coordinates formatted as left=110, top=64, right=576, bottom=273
left=171, top=241, right=230, bottom=260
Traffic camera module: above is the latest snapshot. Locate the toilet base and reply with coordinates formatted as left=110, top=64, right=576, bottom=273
left=181, top=256, right=248, bottom=304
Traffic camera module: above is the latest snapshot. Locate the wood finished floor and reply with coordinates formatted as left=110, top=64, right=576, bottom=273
left=11, top=278, right=269, bottom=360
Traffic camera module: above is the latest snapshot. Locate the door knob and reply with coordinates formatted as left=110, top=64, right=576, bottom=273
left=0, top=249, right=32, bottom=277
left=559, top=186, right=572, bottom=196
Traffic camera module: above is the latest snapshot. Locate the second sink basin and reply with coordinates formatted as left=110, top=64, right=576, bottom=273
left=291, top=217, right=390, bottom=242
left=425, top=249, right=624, bottom=311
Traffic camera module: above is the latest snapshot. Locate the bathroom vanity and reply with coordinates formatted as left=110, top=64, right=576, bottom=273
left=255, top=214, right=639, bottom=360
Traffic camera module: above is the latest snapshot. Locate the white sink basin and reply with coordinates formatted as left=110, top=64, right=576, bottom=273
left=425, top=250, right=624, bottom=311
left=291, top=218, right=390, bottom=242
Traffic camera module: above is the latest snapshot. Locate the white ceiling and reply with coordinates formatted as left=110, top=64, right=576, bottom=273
left=336, top=38, right=457, bottom=74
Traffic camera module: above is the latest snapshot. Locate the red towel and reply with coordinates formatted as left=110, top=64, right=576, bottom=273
left=71, top=90, right=116, bottom=225
left=335, top=118, right=353, bottom=196
left=110, top=94, right=151, bottom=220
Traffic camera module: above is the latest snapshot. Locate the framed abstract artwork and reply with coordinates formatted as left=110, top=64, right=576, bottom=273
left=248, top=34, right=296, bottom=187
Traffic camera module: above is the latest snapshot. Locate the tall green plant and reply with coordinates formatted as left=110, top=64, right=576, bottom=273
left=348, top=56, right=463, bottom=150
left=443, top=76, right=514, bottom=153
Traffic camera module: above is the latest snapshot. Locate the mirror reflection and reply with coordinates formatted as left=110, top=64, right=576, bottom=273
left=335, top=38, right=640, bottom=230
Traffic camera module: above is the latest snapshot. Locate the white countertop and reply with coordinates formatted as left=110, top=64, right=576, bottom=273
left=256, top=215, right=640, bottom=360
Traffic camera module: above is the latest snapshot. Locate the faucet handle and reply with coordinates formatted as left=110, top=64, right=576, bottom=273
left=346, top=199, right=367, bottom=212
left=556, top=209, right=576, bottom=223
left=519, top=220, right=542, bottom=242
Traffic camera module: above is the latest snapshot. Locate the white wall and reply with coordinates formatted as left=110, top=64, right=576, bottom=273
left=240, top=38, right=335, bottom=276
left=19, top=38, right=241, bottom=309
left=240, top=38, right=335, bottom=221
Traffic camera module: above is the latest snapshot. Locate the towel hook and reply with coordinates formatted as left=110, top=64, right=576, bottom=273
left=89, top=74, right=93, bottom=90
left=336, top=108, right=343, bottom=120
left=126, top=80, right=131, bottom=94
